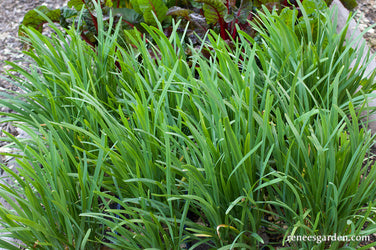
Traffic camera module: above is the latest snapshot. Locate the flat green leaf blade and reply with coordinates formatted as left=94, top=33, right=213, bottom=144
left=138, top=0, right=168, bottom=25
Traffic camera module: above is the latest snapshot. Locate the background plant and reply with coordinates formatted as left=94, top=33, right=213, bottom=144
left=0, top=3, right=375, bottom=250
left=20, top=0, right=338, bottom=49
left=245, top=4, right=376, bottom=118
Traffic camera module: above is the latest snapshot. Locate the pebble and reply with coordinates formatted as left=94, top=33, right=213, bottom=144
left=353, top=0, right=376, bottom=54
left=369, top=38, right=376, bottom=46
left=0, top=0, right=68, bottom=90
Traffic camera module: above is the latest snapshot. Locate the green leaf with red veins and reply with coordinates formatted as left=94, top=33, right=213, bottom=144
left=195, top=0, right=227, bottom=25
left=236, top=0, right=253, bottom=24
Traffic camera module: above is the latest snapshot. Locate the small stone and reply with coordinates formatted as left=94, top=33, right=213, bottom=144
left=369, top=38, right=376, bottom=47
left=359, top=24, right=368, bottom=30
left=0, top=32, right=9, bottom=41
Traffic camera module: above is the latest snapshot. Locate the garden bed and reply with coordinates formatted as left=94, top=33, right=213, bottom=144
left=1, top=0, right=376, bottom=249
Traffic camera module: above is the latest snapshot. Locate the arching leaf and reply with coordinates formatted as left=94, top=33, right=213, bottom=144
left=19, top=6, right=61, bottom=36
left=195, top=0, right=227, bottom=25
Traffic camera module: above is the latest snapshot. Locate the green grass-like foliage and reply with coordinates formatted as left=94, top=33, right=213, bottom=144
left=18, top=6, right=61, bottom=37
left=1, top=4, right=376, bottom=249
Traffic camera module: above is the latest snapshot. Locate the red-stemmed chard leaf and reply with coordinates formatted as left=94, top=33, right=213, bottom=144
left=195, top=0, right=228, bottom=39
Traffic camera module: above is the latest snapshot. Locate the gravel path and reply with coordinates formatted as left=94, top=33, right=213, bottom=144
left=355, top=0, right=376, bottom=53
left=0, top=0, right=68, bottom=91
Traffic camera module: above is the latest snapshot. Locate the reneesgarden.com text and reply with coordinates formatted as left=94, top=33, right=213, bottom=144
left=287, top=234, right=370, bottom=244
